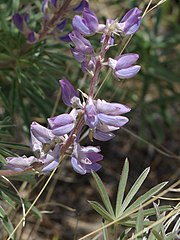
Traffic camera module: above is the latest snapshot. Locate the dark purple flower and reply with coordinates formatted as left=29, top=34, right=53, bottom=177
left=56, top=19, right=67, bottom=31
left=27, top=31, right=36, bottom=43
left=69, top=31, right=94, bottom=62
left=72, top=8, right=98, bottom=35
left=48, top=112, right=76, bottom=136
left=117, top=7, right=142, bottom=36
left=108, top=53, right=141, bottom=79
left=73, top=0, right=89, bottom=13
left=71, top=143, right=103, bottom=174
left=59, top=79, right=79, bottom=106
left=12, top=13, right=29, bottom=32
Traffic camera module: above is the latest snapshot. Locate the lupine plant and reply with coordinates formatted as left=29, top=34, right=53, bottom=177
left=0, top=0, right=179, bottom=239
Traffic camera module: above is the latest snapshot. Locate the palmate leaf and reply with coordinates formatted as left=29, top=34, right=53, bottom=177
left=91, top=171, right=115, bottom=218
left=117, top=167, right=150, bottom=217
left=0, top=205, right=15, bottom=240
left=124, top=182, right=168, bottom=215
left=115, top=158, right=129, bottom=217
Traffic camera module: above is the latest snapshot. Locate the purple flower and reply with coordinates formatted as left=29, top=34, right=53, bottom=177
left=100, top=19, right=115, bottom=46
left=41, top=144, right=60, bottom=172
left=27, top=31, right=36, bottom=43
left=71, top=143, right=103, bottom=174
left=96, top=99, right=131, bottom=115
left=42, top=0, right=57, bottom=14
left=72, top=8, right=98, bottom=35
left=59, top=79, right=79, bottom=106
left=6, top=155, right=37, bottom=171
left=69, top=31, right=94, bottom=62
left=73, top=0, right=89, bottom=13
left=108, top=53, right=141, bottom=79
left=48, top=112, right=76, bottom=136
left=12, top=13, right=28, bottom=32
left=81, top=57, right=96, bottom=74
left=84, top=97, right=98, bottom=128
left=56, top=19, right=67, bottom=31
left=117, top=7, right=142, bottom=36
left=30, top=122, right=55, bottom=144
left=84, top=98, right=131, bottom=140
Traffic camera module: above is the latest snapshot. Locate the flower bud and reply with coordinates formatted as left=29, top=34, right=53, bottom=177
left=72, top=8, right=98, bottom=35
left=117, top=7, right=142, bottom=36
left=59, top=79, right=79, bottom=106
left=73, top=0, right=89, bottom=13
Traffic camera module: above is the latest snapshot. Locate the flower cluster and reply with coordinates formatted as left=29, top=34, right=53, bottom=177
left=6, top=3, right=142, bottom=175
left=12, top=0, right=89, bottom=43
left=66, top=5, right=141, bottom=78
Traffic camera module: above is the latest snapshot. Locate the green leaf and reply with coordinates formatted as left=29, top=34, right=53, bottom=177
left=91, top=172, right=115, bottom=217
left=132, top=205, right=172, bottom=218
left=102, top=220, right=109, bottom=240
left=119, top=167, right=150, bottom=215
left=88, top=201, right=113, bottom=221
left=152, top=230, right=163, bottom=240
left=0, top=191, right=16, bottom=209
left=115, top=158, right=129, bottom=218
left=0, top=205, right=15, bottom=240
left=135, top=207, right=144, bottom=240
left=124, top=182, right=168, bottom=214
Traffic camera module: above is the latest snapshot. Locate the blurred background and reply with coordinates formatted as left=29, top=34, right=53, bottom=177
left=0, top=0, right=179, bottom=239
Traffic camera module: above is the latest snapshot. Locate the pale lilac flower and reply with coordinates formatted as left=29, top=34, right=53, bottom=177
left=41, top=144, right=60, bottom=172
left=71, top=143, right=103, bottom=174
left=117, top=7, right=142, bottom=36
left=48, top=112, right=76, bottom=136
left=73, top=0, right=89, bottom=13
left=6, top=155, right=37, bottom=171
left=30, top=122, right=55, bottom=143
left=108, top=53, right=141, bottom=79
left=94, top=122, right=118, bottom=141
left=59, top=79, right=79, bottom=106
left=69, top=31, right=94, bottom=62
left=84, top=98, right=130, bottom=140
left=96, top=99, right=131, bottom=115
left=72, top=8, right=98, bottom=35
left=84, top=97, right=98, bottom=128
